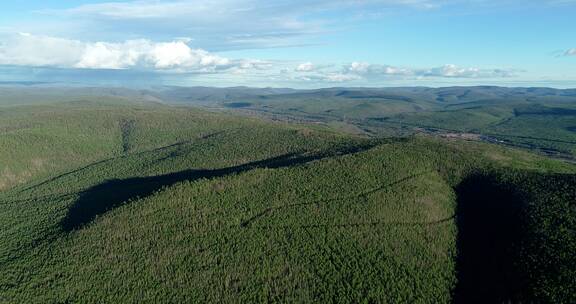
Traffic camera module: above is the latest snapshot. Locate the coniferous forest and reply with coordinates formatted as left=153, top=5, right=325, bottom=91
left=1, top=95, right=574, bottom=303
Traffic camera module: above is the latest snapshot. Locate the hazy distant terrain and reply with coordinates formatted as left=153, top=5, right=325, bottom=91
left=10, top=86, right=576, bottom=158
left=4, top=85, right=573, bottom=157
left=167, top=86, right=576, bottom=158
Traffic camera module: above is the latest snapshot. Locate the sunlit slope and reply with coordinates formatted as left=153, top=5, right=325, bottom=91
left=1, top=141, right=458, bottom=303
left=0, top=100, right=337, bottom=190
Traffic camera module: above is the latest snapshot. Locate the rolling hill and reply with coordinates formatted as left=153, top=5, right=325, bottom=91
left=0, top=96, right=575, bottom=303
left=5, top=85, right=572, bottom=157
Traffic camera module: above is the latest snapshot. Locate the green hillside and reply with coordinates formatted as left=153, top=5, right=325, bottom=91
left=1, top=100, right=575, bottom=303
left=2, top=85, right=575, bottom=157
left=197, top=86, right=576, bottom=157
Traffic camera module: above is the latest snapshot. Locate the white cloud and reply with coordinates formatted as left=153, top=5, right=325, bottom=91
left=0, top=32, right=518, bottom=85
left=237, top=59, right=273, bottom=70
left=564, top=48, right=576, bottom=56
left=14, top=0, right=574, bottom=53
left=0, top=33, right=233, bottom=71
left=291, top=61, right=515, bottom=84
left=0, top=33, right=85, bottom=67
left=76, top=41, right=145, bottom=69
left=35, top=0, right=440, bottom=50
left=295, top=62, right=316, bottom=72
left=149, top=42, right=230, bottom=70
left=421, top=64, right=513, bottom=78
left=343, top=62, right=412, bottom=76
left=341, top=62, right=514, bottom=78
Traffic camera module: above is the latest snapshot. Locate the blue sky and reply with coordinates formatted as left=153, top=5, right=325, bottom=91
left=0, top=0, right=575, bottom=88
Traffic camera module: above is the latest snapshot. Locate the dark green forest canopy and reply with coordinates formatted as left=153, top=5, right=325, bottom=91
left=0, top=96, right=575, bottom=303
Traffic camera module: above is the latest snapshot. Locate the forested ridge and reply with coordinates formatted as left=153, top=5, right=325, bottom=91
left=0, top=101, right=574, bottom=303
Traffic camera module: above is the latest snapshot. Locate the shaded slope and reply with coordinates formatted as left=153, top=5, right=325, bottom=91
left=62, top=141, right=379, bottom=231
left=453, top=171, right=576, bottom=303
left=453, top=174, right=525, bottom=303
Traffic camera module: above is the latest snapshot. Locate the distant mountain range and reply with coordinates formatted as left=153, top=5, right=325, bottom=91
left=2, top=84, right=576, bottom=105
left=1, top=85, right=575, bottom=158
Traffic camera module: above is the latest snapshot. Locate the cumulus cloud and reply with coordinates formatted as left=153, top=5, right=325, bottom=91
left=564, top=48, right=576, bottom=56
left=295, top=62, right=316, bottom=72
left=343, top=62, right=412, bottom=76
left=340, top=62, right=514, bottom=78
left=0, top=33, right=85, bottom=67
left=0, top=33, right=234, bottom=71
left=0, top=32, right=518, bottom=85
left=420, top=64, right=514, bottom=78
left=292, top=61, right=515, bottom=84
left=286, top=61, right=517, bottom=84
